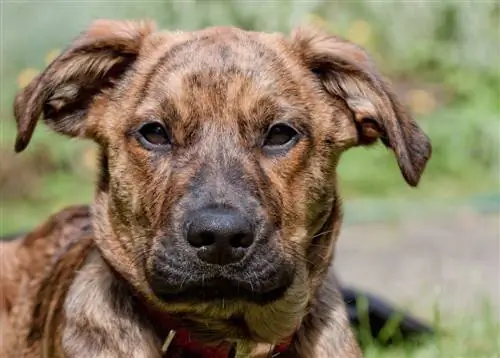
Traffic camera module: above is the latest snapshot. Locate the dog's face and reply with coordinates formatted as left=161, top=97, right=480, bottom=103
left=14, top=20, right=430, bottom=341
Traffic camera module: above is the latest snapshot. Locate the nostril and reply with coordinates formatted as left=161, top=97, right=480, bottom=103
left=189, top=231, right=216, bottom=248
left=230, top=232, right=253, bottom=248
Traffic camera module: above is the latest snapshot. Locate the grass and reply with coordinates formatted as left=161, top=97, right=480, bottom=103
left=364, top=306, right=500, bottom=358
left=345, top=296, right=500, bottom=358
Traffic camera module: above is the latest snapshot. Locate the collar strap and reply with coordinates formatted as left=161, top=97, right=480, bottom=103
left=161, top=328, right=293, bottom=357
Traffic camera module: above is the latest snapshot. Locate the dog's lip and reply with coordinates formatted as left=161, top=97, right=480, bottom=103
left=152, top=276, right=292, bottom=305
left=148, top=264, right=295, bottom=305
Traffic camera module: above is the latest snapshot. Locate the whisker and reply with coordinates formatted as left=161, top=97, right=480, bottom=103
left=310, top=229, right=335, bottom=240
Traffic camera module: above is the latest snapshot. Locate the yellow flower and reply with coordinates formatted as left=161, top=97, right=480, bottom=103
left=407, top=89, right=437, bottom=116
left=307, top=13, right=337, bottom=34
left=82, top=146, right=99, bottom=173
left=308, top=13, right=329, bottom=29
left=45, top=48, right=61, bottom=65
left=17, top=68, right=39, bottom=89
left=346, top=20, right=372, bottom=46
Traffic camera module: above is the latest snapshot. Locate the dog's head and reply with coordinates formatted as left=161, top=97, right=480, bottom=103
left=14, top=20, right=430, bottom=342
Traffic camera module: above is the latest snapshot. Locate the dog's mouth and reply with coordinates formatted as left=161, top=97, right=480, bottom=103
left=154, top=277, right=291, bottom=304
left=147, top=260, right=295, bottom=305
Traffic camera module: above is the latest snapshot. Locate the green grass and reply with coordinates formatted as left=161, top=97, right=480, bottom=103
left=349, top=297, right=500, bottom=358
left=364, top=307, right=500, bottom=358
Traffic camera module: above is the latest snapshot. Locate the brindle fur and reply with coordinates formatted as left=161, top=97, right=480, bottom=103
left=1, top=20, right=431, bottom=357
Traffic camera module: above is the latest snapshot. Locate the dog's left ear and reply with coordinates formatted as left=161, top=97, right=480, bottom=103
left=291, top=26, right=431, bottom=187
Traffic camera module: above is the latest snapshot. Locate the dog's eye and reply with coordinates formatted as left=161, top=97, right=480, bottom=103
left=263, top=124, right=299, bottom=150
left=137, top=122, right=170, bottom=148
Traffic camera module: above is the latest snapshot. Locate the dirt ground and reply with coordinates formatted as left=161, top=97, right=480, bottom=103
left=335, top=209, right=500, bottom=321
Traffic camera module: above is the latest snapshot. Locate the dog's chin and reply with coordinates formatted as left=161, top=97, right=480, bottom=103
left=147, top=260, right=296, bottom=305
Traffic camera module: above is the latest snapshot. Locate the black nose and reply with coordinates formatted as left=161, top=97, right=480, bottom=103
left=186, top=208, right=254, bottom=265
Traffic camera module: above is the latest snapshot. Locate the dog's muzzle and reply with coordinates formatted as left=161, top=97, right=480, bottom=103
left=147, top=205, right=295, bottom=305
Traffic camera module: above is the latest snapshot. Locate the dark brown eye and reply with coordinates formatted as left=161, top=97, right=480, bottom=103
left=137, top=122, right=170, bottom=148
left=263, top=123, right=299, bottom=150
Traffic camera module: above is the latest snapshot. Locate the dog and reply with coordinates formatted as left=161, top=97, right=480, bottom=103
left=1, top=19, right=431, bottom=357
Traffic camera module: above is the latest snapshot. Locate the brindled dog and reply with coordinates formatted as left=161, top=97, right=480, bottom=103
left=0, top=19, right=431, bottom=358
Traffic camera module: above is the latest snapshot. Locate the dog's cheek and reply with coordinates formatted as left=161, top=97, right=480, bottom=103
left=305, top=162, right=338, bottom=233
left=282, top=160, right=331, bottom=248
left=103, top=151, right=157, bottom=265
left=108, top=175, right=148, bottom=234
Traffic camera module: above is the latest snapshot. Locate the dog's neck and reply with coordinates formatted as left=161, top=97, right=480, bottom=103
left=104, top=261, right=294, bottom=358
left=136, top=297, right=294, bottom=357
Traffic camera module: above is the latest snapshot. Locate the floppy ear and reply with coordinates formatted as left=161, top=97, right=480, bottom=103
left=291, top=26, right=431, bottom=187
left=13, top=19, right=157, bottom=153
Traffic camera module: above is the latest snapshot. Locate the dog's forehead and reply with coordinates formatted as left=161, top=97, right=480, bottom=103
left=147, top=27, right=290, bottom=79
left=155, top=26, right=286, bottom=64
left=131, top=27, right=304, bottom=120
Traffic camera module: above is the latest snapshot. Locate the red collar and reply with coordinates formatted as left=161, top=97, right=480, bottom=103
left=139, top=300, right=293, bottom=358
left=163, top=326, right=293, bottom=358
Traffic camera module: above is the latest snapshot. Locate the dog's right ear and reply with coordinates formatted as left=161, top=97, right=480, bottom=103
left=13, top=19, right=156, bottom=153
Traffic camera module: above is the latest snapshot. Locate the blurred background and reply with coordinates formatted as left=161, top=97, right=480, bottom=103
left=0, top=1, right=499, bottom=357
